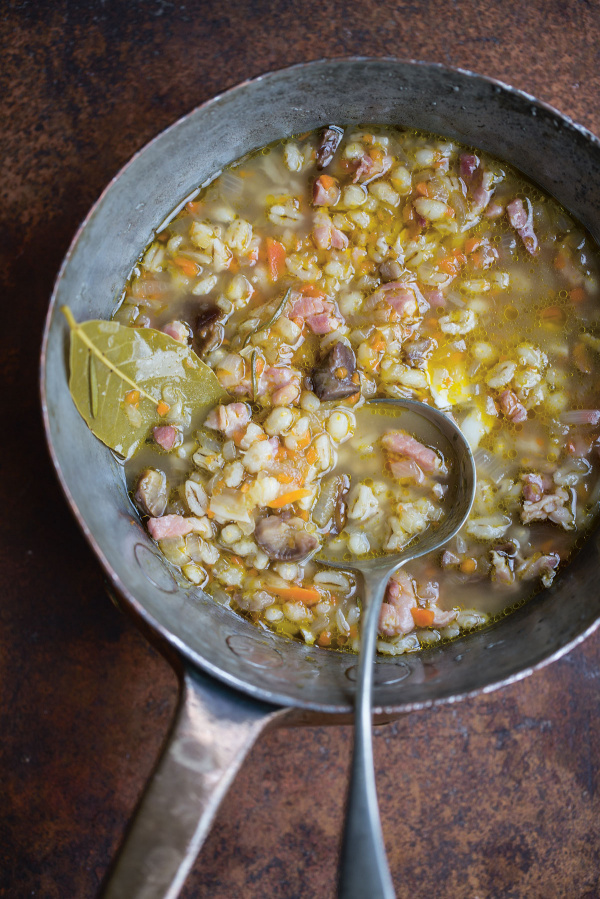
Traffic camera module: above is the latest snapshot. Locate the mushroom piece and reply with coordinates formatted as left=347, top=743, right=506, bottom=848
left=135, top=469, right=168, bottom=518
left=254, top=515, right=319, bottom=562
left=312, top=474, right=350, bottom=534
left=315, top=126, right=344, bottom=169
left=192, top=303, right=223, bottom=356
left=379, top=260, right=404, bottom=283
left=311, top=341, right=358, bottom=402
left=401, top=337, right=434, bottom=369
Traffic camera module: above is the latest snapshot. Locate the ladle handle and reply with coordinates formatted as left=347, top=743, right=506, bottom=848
left=100, top=665, right=282, bottom=899
left=338, top=569, right=396, bottom=899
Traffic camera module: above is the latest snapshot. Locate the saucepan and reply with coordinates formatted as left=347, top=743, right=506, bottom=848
left=40, top=58, right=600, bottom=898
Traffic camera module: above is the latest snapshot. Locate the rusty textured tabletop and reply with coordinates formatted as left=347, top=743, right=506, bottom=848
left=2, top=2, right=600, bottom=897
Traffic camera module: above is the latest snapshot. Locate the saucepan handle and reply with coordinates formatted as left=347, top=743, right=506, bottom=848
left=100, top=665, right=282, bottom=899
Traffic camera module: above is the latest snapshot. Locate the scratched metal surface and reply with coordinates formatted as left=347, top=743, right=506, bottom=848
left=2, top=1, right=600, bottom=897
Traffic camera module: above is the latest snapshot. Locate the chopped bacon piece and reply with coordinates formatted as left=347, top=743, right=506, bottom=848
left=507, top=198, right=539, bottom=256
left=352, top=152, right=393, bottom=184
left=205, top=402, right=250, bottom=438
left=522, top=473, right=544, bottom=503
left=431, top=608, right=458, bottom=627
left=490, top=550, right=515, bottom=586
left=567, top=435, right=593, bottom=457
left=364, top=281, right=429, bottom=319
left=263, top=366, right=302, bottom=403
left=312, top=224, right=331, bottom=249
left=441, top=549, right=460, bottom=568
left=153, top=425, right=179, bottom=452
left=522, top=487, right=575, bottom=530
left=460, top=153, right=494, bottom=214
left=517, top=552, right=560, bottom=587
left=499, top=389, right=527, bottom=423
left=312, top=221, right=348, bottom=251
left=424, top=288, right=446, bottom=308
left=470, top=239, right=499, bottom=270
left=306, top=312, right=339, bottom=334
left=289, top=291, right=341, bottom=335
left=379, top=570, right=417, bottom=637
left=148, top=514, right=194, bottom=540
left=460, top=153, right=479, bottom=179
left=312, top=175, right=340, bottom=206
left=162, top=320, right=189, bottom=343
left=382, top=431, right=442, bottom=473
left=485, top=201, right=505, bottom=219
left=330, top=226, right=348, bottom=249
left=389, top=458, right=425, bottom=484
left=472, top=171, right=494, bottom=213
left=353, top=154, right=373, bottom=182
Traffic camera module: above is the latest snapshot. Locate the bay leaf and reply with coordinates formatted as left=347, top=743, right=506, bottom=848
left=63, top=307, right=228, bottom=459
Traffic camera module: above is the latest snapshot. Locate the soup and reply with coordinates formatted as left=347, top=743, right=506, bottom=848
left=112, top=125, right=600, bottom=654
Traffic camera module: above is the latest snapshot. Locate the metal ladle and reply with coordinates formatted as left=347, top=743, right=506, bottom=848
left=317, top=399, right=477, bottom=899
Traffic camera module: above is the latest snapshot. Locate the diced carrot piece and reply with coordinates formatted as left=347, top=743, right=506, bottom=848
left=125, top=390, right=140, bottom=405
left=278, top=473, right=295, bottom=484
left=157, top=401, right=170, bottom=416
left=173, top=256, right=200, bottom=277
left=297, top=509, right=310, bottom=521
left=573, top=342, right=592, bottom=373
left=569, top=287, right=586, bottom=303
left=540, top=306, right=565, bottom=323
left=296, top=432, right=311, bottom=449
left=317, top=630, right=332, bottom=646
left=266, top=237, right=286, bottom=282
left=554, top=251, right=567, bottom=271
left=416, top=182, right=429, bottom=197
left=460, top=558, right=477, bottom=574
left=268, top=488, right=313, bottom=508
left=319, top=173, right=337, bottom=190
left=411, top=608, right=435, bottom=628
left=306, top=446, right=318, bottom=465
left=439, top=252, right=466, bottom=276
left=369, top=332, right=386, bottom=352
left=464, top=237, right=481, bottom=254
left=300, top=283, right=326, bottom=299
left=269, top=585, right=321, bottom=606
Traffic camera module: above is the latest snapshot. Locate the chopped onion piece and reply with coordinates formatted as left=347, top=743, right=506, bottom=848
left=560, top=410, right=600, bottom=426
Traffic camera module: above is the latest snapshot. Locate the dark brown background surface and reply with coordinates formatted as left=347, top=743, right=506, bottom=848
left=2, top=1, right=600, bottom=897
